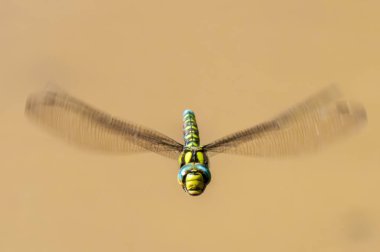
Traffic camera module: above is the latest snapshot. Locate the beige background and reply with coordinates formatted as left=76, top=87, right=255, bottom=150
left=1, top=0, right=379, bottom=251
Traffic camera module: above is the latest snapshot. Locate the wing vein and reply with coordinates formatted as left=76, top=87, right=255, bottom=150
left=204, top=86, right=367, bottom=157
left=25, top=88, right=183, bottom=159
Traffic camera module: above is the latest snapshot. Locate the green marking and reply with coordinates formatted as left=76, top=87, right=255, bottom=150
left=183, top=110, right=200, bottom=148
left=183, top=114, right=194, bottom=120
left=187, top=142, right=199, bottom=147
left=185, top=125, right=198, bottom=130
left=184, top=152, right=192, bottom=163
left=178, top=153, right=183, bottom=165
left=197, top=152, right=204, bottom=163
left=185, top=134, right=199, bottom=139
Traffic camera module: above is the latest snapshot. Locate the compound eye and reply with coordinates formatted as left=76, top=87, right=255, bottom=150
left=181, top=169, right=188, bottom=177
left=194, top=164, right=211, bottom=185
left=177, top=164, right=194, bottom=185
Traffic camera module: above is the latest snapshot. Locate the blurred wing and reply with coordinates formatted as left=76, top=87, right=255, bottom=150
left=204, top=86, right=367, bottom=157
left=25, top=88, right=183, bottom=159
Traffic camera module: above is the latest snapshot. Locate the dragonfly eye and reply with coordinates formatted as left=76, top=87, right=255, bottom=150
left=178, top=164, right=211, bottom=185
left=178, top=164, right=191, bottom=186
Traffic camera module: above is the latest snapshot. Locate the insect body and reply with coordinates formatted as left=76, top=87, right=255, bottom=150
left=177, top=110, right=210, bottom=195
left=25, top=86, right=367, bottom=196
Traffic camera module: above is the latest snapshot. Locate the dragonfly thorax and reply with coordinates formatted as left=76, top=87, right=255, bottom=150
left=178, top=147, right=208, bottom=167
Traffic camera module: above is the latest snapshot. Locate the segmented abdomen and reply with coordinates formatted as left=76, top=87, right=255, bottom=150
left=182, top=109, right=200, bottom=148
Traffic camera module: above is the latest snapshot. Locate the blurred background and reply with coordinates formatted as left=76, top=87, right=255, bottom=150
left=0, top=0, right=379, bottom=251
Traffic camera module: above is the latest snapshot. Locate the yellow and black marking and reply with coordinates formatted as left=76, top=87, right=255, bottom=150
left=178, top=149, right=208, bottom=166
left=178, top=109, right=209, bottom=167
left=178, top=109, right=211, bottom=196
left=182, top=109, right=200, bottom=148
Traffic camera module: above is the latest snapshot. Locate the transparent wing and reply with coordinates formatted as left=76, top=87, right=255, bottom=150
left=204, top=86, right=367, bottom=157
left=25, top=88, right=183, bottom=159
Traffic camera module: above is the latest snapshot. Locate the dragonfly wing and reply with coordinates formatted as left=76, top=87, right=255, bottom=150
left=25, top=88, right=183, bottom=159
left=204, top=86, right=367, bottom=157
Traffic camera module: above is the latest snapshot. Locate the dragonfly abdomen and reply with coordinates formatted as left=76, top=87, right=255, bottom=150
left=182, top=109, right=200, bottom=148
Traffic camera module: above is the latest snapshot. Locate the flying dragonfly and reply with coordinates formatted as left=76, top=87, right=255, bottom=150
left=25, top=86, right=367, bottom=196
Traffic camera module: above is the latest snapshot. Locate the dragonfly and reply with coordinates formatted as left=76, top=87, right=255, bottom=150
left=25, top=86, right=367, bottom=196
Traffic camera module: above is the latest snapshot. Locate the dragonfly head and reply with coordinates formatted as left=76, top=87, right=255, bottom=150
left=178, top=164, right=211, bottom=196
